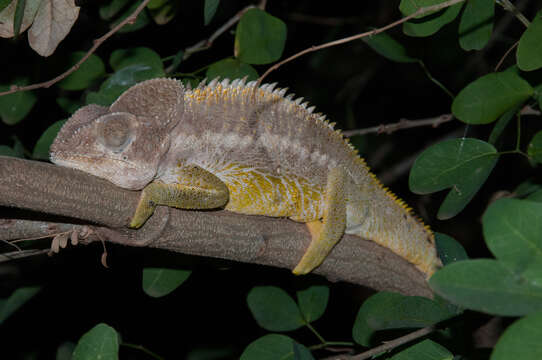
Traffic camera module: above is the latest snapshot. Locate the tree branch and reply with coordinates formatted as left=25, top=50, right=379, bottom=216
left=0, top=157, right=432, bottom=297
left=323, top=325, right=437, bottom=360
left=178, top=2, right=263, bottom=64
left=342, top=114, right=454, bottom=137
left=257, top=0, right=466, bottom=86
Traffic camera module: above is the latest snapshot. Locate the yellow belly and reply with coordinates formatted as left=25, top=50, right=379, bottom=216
left=217, top=164, right=324, bottom=222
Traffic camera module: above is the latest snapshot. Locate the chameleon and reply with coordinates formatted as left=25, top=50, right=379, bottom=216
left=49, top=77, right=442, bottom=277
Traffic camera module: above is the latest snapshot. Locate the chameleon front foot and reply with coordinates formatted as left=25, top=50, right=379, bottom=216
left=129, top=183, right=162, bottom=228
left=129, top=168, right=230, bottom=228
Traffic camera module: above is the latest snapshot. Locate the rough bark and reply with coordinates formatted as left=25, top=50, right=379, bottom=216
left=0, top=156, right=432, bottom=297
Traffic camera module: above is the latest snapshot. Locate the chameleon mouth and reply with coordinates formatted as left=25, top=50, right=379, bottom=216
left=50, top=152, right=137, bottom=169
left=50, top=153, right=142, bottom=185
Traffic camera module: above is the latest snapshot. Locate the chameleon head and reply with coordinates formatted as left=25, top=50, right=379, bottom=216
left=50, top=78, right=185, bottom=190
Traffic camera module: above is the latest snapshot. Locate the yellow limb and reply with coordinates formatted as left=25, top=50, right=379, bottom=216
left=293, top=167, right=346, bottom=275
left=130, top=165, right=229, bottom=228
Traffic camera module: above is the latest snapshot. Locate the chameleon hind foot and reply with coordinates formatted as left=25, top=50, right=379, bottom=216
left=292, top=167, right=346, bottom=275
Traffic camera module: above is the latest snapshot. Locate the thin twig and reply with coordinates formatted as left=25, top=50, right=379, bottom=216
left=521, top=105, right=542, bottom=116
left=1, top=238, right=22, bottom=251
left=324, top=325, right=437, bottom=360
left=342, top=114, right=454, bottom=137
left=0, top=249, right=51, bottom=262
left=256, top=0, right=466, bottom=87
left=494, top=40, right=519, bottom=71
left=497, top=0, right=530, bottom=28
left=417, top=60, right=454, bottom=99
left=121, top=343, right=165, bottom=360
left=0, top=0, right=152, bottom=97
left=181, top=5, right=256, bottom=61
left=176, top=0, right=267, bottom=67
left=464, top=0, right=528, bottom=74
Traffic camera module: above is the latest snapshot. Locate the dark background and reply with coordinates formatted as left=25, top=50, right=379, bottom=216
left=1, top=0, right=541, bottom=358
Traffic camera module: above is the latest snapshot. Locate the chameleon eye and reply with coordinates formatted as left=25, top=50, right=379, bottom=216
left=96, top=112, right=136, bottom=153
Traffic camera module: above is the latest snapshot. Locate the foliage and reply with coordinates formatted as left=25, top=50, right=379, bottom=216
left=1, top=0, right=542, bottom=359
left=142, top=267, right=191, bottom=298
left=72, top=323, right=119, bottom=360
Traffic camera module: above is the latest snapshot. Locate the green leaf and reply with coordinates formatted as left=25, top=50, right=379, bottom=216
left=72, top=323, right=119, bottom=360
left=399, top=0, right=449, bottom=18
left=458, top=0, right=494, bottom=51
left=429, top=259, right=542, bottom=316
left=204, top=0, right=219, bottom=25
left=235, top=8, right=287, bottom=65
left=528, top=130, right=542, bottom=163
left=13, top=0, right=26, bottom=37
left=296, top=285, right=329, bottom=323
left=391, top=339, right=453, bottom=360
left=113, top=0, right=150, bottom=33
left=56, top=97, right=83, bottom=114
left=488, top=105, right=520, bottom=145
left=58, top=53, right=105, bottom=91
left=527, top=189, right=542, bottom=202
left=148, top=1, right=177, bottom=25
left=240, top=334, right=314, bottom=360
left=0, top=0, right=12, bottom=13
left=483, top=198, right=542, bottom=281
left=0, top=286, right=41, bottom=324
left=400, top=1, right=463, bottom=38
left=409, top=138, right=498, bottom=219
left=32, top=120, right=66, bottom=160
left=147, top=0, right=167, bottom=10
left=206, top=58, right=258, bottom=82
left=491, top=310, right=542, bottom=360
left=87, top=63, right=164, bottom=106
left=11, top=136, right=25, bottom=157
left=181, top=77, right=201, bottom=89
left=363, top=32, right=418, bottom=63
left=246, top=286, right=304, bottom=331
left=0, top=80, right=37, bottom=125
left=86, top=91, right=112, bottom=107
left=352, top=292, right=454, bottom=346
left=514, top=179, right=542, bottom=198
left=517, top=10, right=542, bottom=71
left=0, top=145, right=18, bottom=157
left=110, top=47, right=164, bottom=73
left=435, top=232, right=468, bottom=266
left=168, top=49, right=184, bottom=73
left=452, top=70, right=534, bottom=124
left=142, top=267, right=191, bottom=297
left=56, top=342, right=76, bottom=360
left=99, top=0, right=130, bottom=20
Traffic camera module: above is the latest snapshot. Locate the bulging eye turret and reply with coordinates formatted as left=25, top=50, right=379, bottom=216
left=96, top=112, right=137, bottom=153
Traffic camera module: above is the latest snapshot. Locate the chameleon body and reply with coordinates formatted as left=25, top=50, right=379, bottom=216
left=50, top=78, right=441, bottom=277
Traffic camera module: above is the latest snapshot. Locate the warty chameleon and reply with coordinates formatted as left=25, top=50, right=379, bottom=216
left=50, top=78, right=442, bottom=277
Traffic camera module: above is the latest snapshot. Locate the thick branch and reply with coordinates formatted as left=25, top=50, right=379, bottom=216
left=0, top=157, right=432, bottom=297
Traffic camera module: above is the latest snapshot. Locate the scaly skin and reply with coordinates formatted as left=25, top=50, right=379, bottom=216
left=50, top=78, right=442, bottom=277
